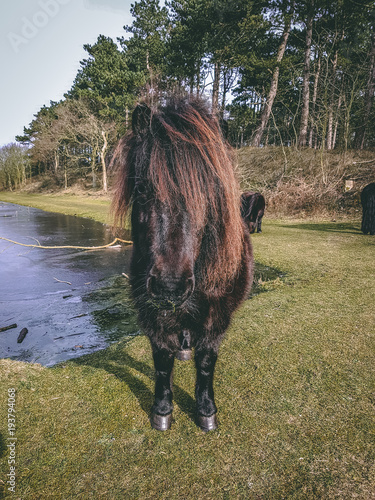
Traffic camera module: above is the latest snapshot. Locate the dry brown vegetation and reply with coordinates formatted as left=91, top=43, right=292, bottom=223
left=237, top=147, right=375, bottom=218
left=3, top=147, right=375, bottom=221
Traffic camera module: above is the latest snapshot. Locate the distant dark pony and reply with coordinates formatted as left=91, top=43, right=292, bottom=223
left=361, top=183, right=375, bottom=235
left=112, top=97, right=253, bottom=431
left=241, top=191, right=266, bottom=234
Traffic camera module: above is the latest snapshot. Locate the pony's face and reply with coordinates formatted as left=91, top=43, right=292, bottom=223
left=131, top=178, right=198, bottom=310
left=112, top=99, right=244, bottom=300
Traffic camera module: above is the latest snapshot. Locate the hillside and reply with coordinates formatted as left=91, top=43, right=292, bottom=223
left=237, top=147, right=375, bottom=218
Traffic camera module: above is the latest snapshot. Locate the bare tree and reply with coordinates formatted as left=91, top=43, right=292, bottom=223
left=309, top=49, right=321, bottom=148
left=355, top=31, right=375, bottom=149
left=212, top=62, right=220, bottom=114
left=48, top=100, right=116, bottom=190
left=252, top=1, right=295, bottom=147
left=298, top=1, right=314, bottom=147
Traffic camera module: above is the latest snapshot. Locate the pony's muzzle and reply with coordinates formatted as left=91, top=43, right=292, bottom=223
left=147, top=269, right=195, bottom=307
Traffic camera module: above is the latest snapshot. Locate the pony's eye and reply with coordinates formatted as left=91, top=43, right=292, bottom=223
left=135, top=183, right=147, bottom=195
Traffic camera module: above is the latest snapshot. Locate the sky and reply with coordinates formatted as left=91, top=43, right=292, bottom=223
left=0, top=0, right=134, bottom=147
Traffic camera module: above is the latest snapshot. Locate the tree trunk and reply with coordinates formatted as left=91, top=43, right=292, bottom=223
left=355, top=32, right=375, bottom=149
left=221, top=76, right=227, bottom=120
left=196, top=59, right=201, bottom=94
left=298, top=2, right=314, bottom=147
left=212, top=61, right=220, bottom=114
left=327, top=30, right=344, bottom=149
left=101, top=130, right=108, bottom=193
left=220, top=68, right=233, bottom=120
left=252, top=2, right=294, bottom=147
left=326, top=56, right=336, bottom=150
left=54, top=150, right=59, bottom=175
left=309, top=51, right=321, bottom=148
left=326, top=70, right=336, bottom=148
left=343, top=74, right=360, bottom=151
left=332, top=92, right=342, bottom=149
left=91, top=144, right=98, bottom=189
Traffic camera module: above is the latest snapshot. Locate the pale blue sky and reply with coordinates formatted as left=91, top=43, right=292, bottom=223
left=0, top=0, right=134, bottom=147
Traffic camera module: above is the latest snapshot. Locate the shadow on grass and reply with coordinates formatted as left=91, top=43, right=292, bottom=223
left=251, top=262, right=288, bottom=297
left=280, top=222, right=361, bottom=234
left=69, top=262, right=287, bottom=422
left=71, top=348, right=196, bottom=421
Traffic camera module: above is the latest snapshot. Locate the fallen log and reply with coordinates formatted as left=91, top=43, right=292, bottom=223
left=17, top=328, right=28, bottom=343
left=0, top=323, right=17, bottom=333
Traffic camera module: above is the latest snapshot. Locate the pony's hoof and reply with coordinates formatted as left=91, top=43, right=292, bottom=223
left=150, top=412, right=172, bottom=431
left=197, top=414, right=218, bottom=432
left=175, top=349, right=192, bottom=361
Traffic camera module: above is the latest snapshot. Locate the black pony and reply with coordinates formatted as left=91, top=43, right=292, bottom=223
left=361, top=183, right=375, bottom=235
left=112, top=98, right=253, bottom=431
left=241, top=191, right=266, bottom=234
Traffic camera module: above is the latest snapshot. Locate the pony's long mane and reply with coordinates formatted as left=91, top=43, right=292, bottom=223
left=112, top=97, right=244, bottom=292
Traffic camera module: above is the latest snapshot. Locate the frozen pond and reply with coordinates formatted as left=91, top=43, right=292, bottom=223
left=0, top=202, right=137, bottom=367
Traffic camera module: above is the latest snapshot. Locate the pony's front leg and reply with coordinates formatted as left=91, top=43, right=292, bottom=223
left=150, top=347, right=175, bottom=431
left=195, top=346, right=219, bottom=432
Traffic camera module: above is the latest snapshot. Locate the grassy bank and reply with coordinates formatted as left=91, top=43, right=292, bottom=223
left=1, top=218, right=375, bottom=498
left=0, top=191, right=111, bottom=225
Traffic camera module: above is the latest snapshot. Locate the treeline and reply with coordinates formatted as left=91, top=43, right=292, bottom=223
left=0, top=144, right=31, bottom=191
left=2, top=0, right=375, bottom=191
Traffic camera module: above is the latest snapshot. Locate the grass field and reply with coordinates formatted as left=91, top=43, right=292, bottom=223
left=0, top=196, right=374, bottom=498
left=0, top=191, right=112, bottom=225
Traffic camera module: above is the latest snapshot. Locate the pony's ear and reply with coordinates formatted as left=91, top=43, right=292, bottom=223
left=132, top=103, right=151, bottom=135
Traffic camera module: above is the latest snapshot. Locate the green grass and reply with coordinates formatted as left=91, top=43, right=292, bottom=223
left=0, top=191, right=111, bottom=224
left=1, top=213, right=375, bottom=497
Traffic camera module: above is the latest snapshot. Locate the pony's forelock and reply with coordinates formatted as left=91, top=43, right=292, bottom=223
left=111, top=134, right=134, bottom=228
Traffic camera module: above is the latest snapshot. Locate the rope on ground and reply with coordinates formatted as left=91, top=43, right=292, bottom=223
left=0, top=236, right=133, bottom=250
